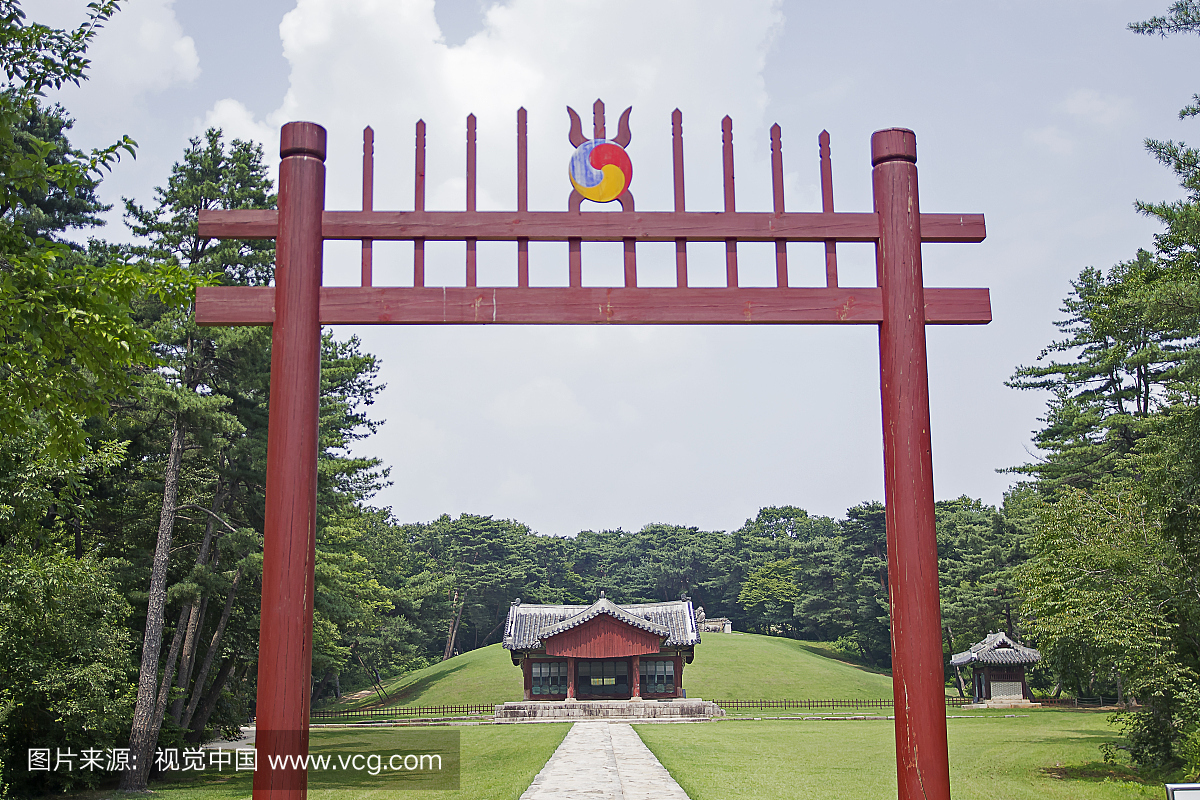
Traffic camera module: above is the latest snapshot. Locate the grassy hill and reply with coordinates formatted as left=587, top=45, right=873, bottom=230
left=323, top=633, right=894, bottom=711
left=684, top=633, right=893, bottom=700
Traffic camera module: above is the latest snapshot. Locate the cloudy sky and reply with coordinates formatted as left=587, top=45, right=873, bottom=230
left=28, top=0, right=1200, bottom=535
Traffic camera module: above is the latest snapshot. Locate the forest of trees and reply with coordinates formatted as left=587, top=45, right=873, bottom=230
left=3, top=0, right=1200, bottom=793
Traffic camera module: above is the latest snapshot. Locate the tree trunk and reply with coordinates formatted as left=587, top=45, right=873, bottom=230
left=170, top=595, right=208, bottom=723
left=312, top=668, right=335, bottom=704
left=170, top=488, right=226, bottom=723
left=181, top=568, right=241, bottom=730
left=183, top=658, right=237, bottom=744
left=119, top=417, right=185, bottom=792
left=442, top=591, right=463, bottom=661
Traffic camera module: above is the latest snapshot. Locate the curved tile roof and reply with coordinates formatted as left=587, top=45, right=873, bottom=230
left=503, top=596, right=700, bottom=651
left=538, top=598, right=671, bottom=639
left=950, top=631, right=1041, bottom=666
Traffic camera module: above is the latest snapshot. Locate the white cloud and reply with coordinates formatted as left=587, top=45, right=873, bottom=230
left=218, top=0, right=783, bottom=217
left=1024, top=125, right=1074, bottom=156
left=83, top=0, right=199, bottom=102
left=34, top=0, right=198, bottom=134
left=203, top=99, right=276, bottom=154
left=1062, top=89, right=1131, bottom=127
left=486, top=377, right=592, bottom=430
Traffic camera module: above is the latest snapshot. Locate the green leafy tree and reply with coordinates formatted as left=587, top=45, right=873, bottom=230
left=1019, top=486, right=1199, bottom=769
left=936, top=496, right=1028, bottom=695
left=738, top=559, right=800, bottom=635
left=0, top=553, right=135, bottom=793
left=0, top=1, right=195, bottom=456
left=838, top=502, right=892, bottom=666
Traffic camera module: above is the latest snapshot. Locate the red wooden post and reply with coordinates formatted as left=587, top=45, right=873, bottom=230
left=517, top=108, right=529, bottom=288
left=872, top=128, right=951, bottom=800
left=770, top=123, right=787, bottom=288
left=414, top=120, right=426, bottom=287
left=721, top=116, right=737, bottom=287
left=522, top=658, right=532, bottom=701
left=671, top=109, right=687, bottom=287
left=566, top=657, right=576, bottom=699
left=254, top=121, right=326, bottom=800
left=630, top=655, right=640, bottom=698
left=466, top=114, right=477, bottom=287
left=820, top=130, right=838, bottom=288
left=361, top=126, right=373, bottom=287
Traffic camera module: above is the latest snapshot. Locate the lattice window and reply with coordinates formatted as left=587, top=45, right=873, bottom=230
left=639, top=659, right=675, bottom=695
left=531, top=661, right=567, bottom=695
left=578, top=659, right=629, bottom=695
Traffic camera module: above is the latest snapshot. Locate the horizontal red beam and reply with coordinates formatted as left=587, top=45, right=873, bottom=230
left=197, top=210, right=985, bottom=244
left=195, top=286, right=990, bottom=326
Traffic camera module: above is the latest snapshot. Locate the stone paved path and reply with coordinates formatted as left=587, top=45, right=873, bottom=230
left=519, top=721, right=691, bottom=800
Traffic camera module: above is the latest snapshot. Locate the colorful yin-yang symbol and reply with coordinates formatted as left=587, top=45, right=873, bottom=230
left=568, top=139, right=632, bottom=203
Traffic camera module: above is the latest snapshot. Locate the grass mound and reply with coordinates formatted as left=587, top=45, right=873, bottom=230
left=326, top=632, right=895, bottom=711
left=685, top=633, right=893, bottom=700
left=328, top=644, right=521, bottom=710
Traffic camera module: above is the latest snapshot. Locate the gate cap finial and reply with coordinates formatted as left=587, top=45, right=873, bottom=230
left=281, top=121, right=327, bottom=161
left=870, top=128, right=916, bottom=166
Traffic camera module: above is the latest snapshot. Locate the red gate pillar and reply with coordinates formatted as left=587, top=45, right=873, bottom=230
left=254, top=122, right=326, bottom=800
left=872, top=128, right=951, bottom=800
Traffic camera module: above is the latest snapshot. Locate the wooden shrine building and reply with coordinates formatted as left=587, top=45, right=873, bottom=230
left=951, top=632, right=1041, bottom=705
left=502, top=594, right=700, bottom=701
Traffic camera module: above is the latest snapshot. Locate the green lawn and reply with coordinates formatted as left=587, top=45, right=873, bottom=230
left=685, top=633, right=894, bottom=701
left=636, top=710, right=1160, bottom=800
left=129, top=724, right=570, bottom=800
left=323, top=633, right=895, bottom=712
left=323, top=645, right=521, bottom=710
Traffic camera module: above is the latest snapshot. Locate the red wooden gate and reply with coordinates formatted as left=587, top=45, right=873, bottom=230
left=198, top=101, right=989, bottom=800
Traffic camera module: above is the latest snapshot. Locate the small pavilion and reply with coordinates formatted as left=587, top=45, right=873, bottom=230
left=951, top=631, right=1041, bottom=707
left=501, top=593, right=700, bottom=701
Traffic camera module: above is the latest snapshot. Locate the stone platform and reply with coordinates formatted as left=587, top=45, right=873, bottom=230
left=495, top=698, right=724, bottom=722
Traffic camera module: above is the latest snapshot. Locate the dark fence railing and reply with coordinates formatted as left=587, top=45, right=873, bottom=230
left=1035, top=696, right=1118, bottom=708
left=715, top=698, right=976, bottom=711
left=310, top=704, right=494, bottom=720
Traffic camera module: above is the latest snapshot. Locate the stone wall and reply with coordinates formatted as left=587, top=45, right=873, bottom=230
left=494, top=699, right=725, bottom=722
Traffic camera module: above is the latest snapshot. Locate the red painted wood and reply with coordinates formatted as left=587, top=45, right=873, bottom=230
left=820, top=130, right=839, bottom=288
left=770, top=123, right=787, bottom=288
left=361, top=126, right=373, bottom=287
left=466, top=114, right=477, bottom=288
left=253, top=122, right=325, bottom=800
left=568, top=239, right=581, bottom=287
left=566, top=657, right=576, bottom=699
left=873, top=128, right=951, bottom=800
left=198, top=208, right=983, bottom=244
left=624, top=238, right=636, bottom=287
left=195, top=285, right=989, bottom=327
left=613, top=107, right=632, bottom=148
left=522, top=658, right=532, bottom=701
left=517, top=108, right=529, bottom=288
left=593, top=98, right=604, bottom=139
left=721, top=116, right=737, bottom=287
left=631, top=654, right=641, bottom=698
left=671, top=109, right=687, bottom=287
left=542, top=614, right=663, bottom=659
left=414, top=120, right=426, bottom=287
